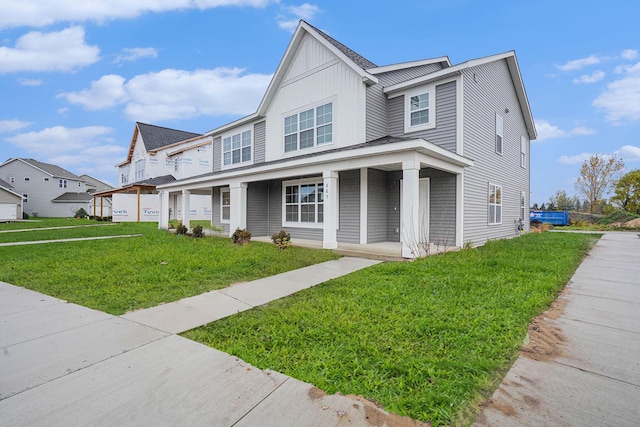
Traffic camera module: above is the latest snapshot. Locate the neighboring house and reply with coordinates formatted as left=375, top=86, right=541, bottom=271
left=106, top=123, right=213, bottom=221
left=0, top=178, right=23, bottom=221
left=0, top=158, right=92, bottom=217
left=80, top=174, right=114, bottom=193
left=155, top=20, right=536, bottom=257
left=80, top=174, right=115, bottom=217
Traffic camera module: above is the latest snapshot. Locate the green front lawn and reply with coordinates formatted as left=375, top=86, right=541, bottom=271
left=184, top=232, right=600, bottom=426
left=0, top=222, right=339, bottom=315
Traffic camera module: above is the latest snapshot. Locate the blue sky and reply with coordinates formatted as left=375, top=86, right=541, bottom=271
left=0, top=0, right=638, bottom=205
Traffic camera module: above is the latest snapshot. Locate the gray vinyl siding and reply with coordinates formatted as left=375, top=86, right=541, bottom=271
left=388, top=81, right=458, bottom=152
left=367, top=168, right=387, bottom=243
left=247, top=181, right=269, bottom=235
left=366, top=64, right=446, bottom=142
left=212, top=136, right=222, bottom=173
left=210, top=187, right=229, bottom=234
left=254, top=121, right=266, bottom=164
left=461, top=59, right=530, bottom=245
left=421, top=168, right=456, bottom=246
left=337, top=170, right=360, bottom=243
left=386, top=171, right=402, bottom=242
left=264, top=179, right=322, bottom=241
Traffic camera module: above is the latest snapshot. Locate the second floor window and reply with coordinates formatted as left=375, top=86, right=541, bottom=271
left=223, top=130, right=252, bottom=166
left=284, top=102, right=333, bottom=153
left=59, top=179, right=67, bottom=188
left=495, top=113, right=504, bottom=155
left=410, top=93, right=430, bottom=126
left=135, top=159, right=145, bottom=181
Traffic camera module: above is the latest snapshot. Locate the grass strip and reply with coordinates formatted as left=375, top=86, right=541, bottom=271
left=0, top=222, right=339, bottom=315
left=184, top=232, right=600, bottom=426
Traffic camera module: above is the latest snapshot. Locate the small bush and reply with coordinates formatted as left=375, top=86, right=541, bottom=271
left=74, top=208, right=88, bottom=219
left=271, top=229, right=291, bottom=249
left=232, top=228, right=251, bottom=245
left=192, top=225, right=205, bottom=238
left=22, top=212, right=29, bottom=219
left=176, top=224, right=188, bottom=235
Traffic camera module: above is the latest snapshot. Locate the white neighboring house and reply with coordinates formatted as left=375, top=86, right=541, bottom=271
left=80, top=174, right=115, bottom=217
left=0, top=178, right=23, bottom=221
left=0, top=158, right=95, bottom=218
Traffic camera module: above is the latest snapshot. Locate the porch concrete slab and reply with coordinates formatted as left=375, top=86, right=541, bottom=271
left=121, top=291, right=252, bottom=334
left=0, top=281, right=61, bottom=316
left=0, top=335, right=291, bottom=427
left=474, top=357, right=640, bottom=427
left=219, top=257, right=380, bottom=308
left=0, top=297, right=111, bottom=348
left=1, top=316, right=168, bottom=399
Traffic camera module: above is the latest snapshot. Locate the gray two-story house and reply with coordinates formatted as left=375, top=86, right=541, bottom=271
left=156, top=20, right=536, bottom=258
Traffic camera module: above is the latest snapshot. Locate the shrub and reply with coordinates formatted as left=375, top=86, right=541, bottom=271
left=232, top=228, right=251, bottom=245
left=192, top=225, right=205, bottom=238
left=74, top=208, right=88, bottom=219
left=271, top=229, right=291, bottom=249
left=22, top=212, right=29, bottom=220
left=176, top=224, right=188, bottom=235
left=598, top=210, right=640, bottom=225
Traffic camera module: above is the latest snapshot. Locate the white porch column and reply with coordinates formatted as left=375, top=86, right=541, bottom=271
left=229, top=182, right=247, bottom=235
left=323, top=170, right=338, bottom=249
left=359, top=168, right=368, bottom=244
left=456, top=173, right=464, bottom=247
left=181, top=189, right=191, bottom=229
left=401, top=160, right=420, bottom=258
left=158, top=190, right=169, bottom=230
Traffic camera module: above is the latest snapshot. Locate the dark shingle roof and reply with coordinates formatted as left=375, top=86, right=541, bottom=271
left=134, top=174, right=176, bottom=186
left=303, top=21, right=377, bottom=70
left=137, top=122, right=201, bottom=151
left=52, top=192, right=93, bottom=202
left=0, top=178, right=13, bottom=189
left=20, top=159, right=80, bottom=179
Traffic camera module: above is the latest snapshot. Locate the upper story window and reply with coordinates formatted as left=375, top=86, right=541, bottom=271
left=135, top=159, right=145, bottom=181
left=495, top=113, right=504, bottom=155
left=9, top=176, right=15, bottom=183
left=59, top=179, right=67, bottom=188
left=223, top=129, right=252, bottom=167
left=520, top=191, right=526, bottom=222
left=44, top=177, right=49, bottom=182
left=488, top=183, right=502, bottom=225
left=120, top=165, right=130, bottom=185
left=284, top=102, right=333, bottom=153
left=520, top=136, right=527, bottom=168
left=282, top=178, right=324, bottom=228
left=23, top=193, right=28, bottom=203
left=404, top=85, right=436, bottom=133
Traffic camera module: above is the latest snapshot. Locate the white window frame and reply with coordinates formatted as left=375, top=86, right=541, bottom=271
left=521, top=136, right=527, bottom=168
left=134, top=159, right=145, bottom=181
left=488, top=183, right=502, bottom=225
left=520, top=191, right=526, bottom=222
left=404, top=84, right=436, bottom=133
left=283, top=101, right=334, bottom=154
left=222, top=127, right=252, bottom=169
left=120, top=165, right=130, bottom=185
left=59, top=179, right=67, bottom=188
left=495, top=113, right=504, bottom=155
left=282, top=178, right=324, bottom=229
left=9, top=176, right=15, bottom=183
left=220, top=188, right=230, bottom=224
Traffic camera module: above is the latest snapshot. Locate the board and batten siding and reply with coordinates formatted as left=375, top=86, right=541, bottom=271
left=388, top=81, right=458, bottom=152
left=461, top=59, right=530, bottom=246
left=212, top=136, right=222, bottom=173
left=421, top=168, right=457, bottom=246
left=253, top=121, right=266, bottom=164
left=337, top=170, right=360, bottom=243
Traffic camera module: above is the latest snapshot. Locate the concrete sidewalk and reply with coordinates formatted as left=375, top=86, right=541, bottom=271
left=1, top=257, right=431, bottom=427
left=474, top=232, right=640, bottom=426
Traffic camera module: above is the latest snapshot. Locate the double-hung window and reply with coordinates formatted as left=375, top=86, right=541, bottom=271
left=488, top=183, right=502, bottom=225
left=283, top=179, right=324, bottom=227
left=223, top=130, right=252, bottom=167
left=283, top=102, right=333, bottom=153
left=59, top=179, right=67, bottom=188
left=495, top=113, right=504, bottom=155
left=220, top=188, right=230, bottom=223
left=520, top=191, right=526, bottom=222
left=134, top=159, right=145, bottom=181
left=404, top=85, right=436, bottom=132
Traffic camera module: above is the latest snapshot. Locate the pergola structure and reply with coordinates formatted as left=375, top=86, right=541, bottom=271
left=92, top=184, right=157, bottom=221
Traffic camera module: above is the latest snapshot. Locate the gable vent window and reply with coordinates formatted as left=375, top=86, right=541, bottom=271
left=9, top=176, right=15, bottom=183
left=44, top=178, right=49, bottom=182
left=59, top=179, right=67, bottom=188
left=24, top=177, right=30, bottom=182
left=284, top=102, right=333, bottom=153
left=495, top=113, right=504, bottom=155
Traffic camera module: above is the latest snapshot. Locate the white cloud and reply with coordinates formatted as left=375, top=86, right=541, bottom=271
left=0, top=26, right=99, bottom=73
left=534, top=119, right=596, bottom=141
left=593, top=62, right=640, bottom=123
left=58, top=74, right=128, bottom=110
left=114, top=47, right=158, bottom=63
left=557, top=152, right=594, bottom=165
left=18, top=78, right=42, bottom=86
left=556, top=54, right=601, bottom=71
left=0, top=0, right=275, bottom=29
left=4, top=126, right=115, bottom=156
left=0, top=119, right=32, bottom=133
left=277, top=3, right=321, bottom=32
left=572, top=70, right=605, bottom=84
left=621, top=49, right=638, bottom=60
left=60, top=68, right=272, bottom=122
left=616, top=145, right=640, bottom=161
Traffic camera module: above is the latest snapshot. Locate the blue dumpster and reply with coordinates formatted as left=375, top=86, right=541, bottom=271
left=529, top=210, right=570, bottom=226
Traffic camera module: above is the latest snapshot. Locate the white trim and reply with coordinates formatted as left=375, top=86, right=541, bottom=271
left=520, top=135, right=527, bottom=168
left=495, top=113, right=504, bottom=156
left=419, top=177, right=430, bottom=244
left=220, top=187, right=230, bottom=224
left=488, top=182, right=502, bottom=225
left=456, top=173, right=464, bottom=247
left=366, top=57, right=451, bottom=74
left=404, top=85, right=436, bottom=133
left=221, top=125, right=254, bottom=170
left=456, top=74, right=464, bottom=155
left=281, top=177, right=324, bottom=229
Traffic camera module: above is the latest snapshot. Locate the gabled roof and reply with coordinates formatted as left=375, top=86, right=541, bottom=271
left=1, top=158, right=81, bottom=179
left=383, top=51, right=537, bottom=140
left=52, top=192, right=93, bottom=202
left=304, top=21, right=377, bottom=70
left=0, top=177, right=13, bottom=189
left=79, top=174, right=114, bottom=191
left=121, top=123, right=201, bottom=165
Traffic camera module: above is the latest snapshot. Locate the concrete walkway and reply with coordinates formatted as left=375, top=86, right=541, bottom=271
left=1, top=257, right=432, bottom=427
left=474, top=232, right=640, bottom=426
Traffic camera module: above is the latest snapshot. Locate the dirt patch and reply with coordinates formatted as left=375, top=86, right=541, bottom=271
left=519, top=293, right=568, bottom=362
left=308, top=386, right=326, bottom=400
left=478, top=398, right=517, bottom=417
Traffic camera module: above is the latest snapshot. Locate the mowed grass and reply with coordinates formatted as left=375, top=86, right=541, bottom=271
left=0, top=221, right=339, bottom=315
left=184, top=232, right=600, bottom=426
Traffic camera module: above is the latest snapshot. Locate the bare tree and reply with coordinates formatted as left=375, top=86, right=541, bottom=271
left=575, top=154, right=625, bottom=213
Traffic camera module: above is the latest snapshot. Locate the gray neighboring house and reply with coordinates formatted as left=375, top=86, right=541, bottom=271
left=0, top=158, right=94, bottom=217
left=156, top=20, right=537, bottom=257
left=0, top=178, right=22, bottom=221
